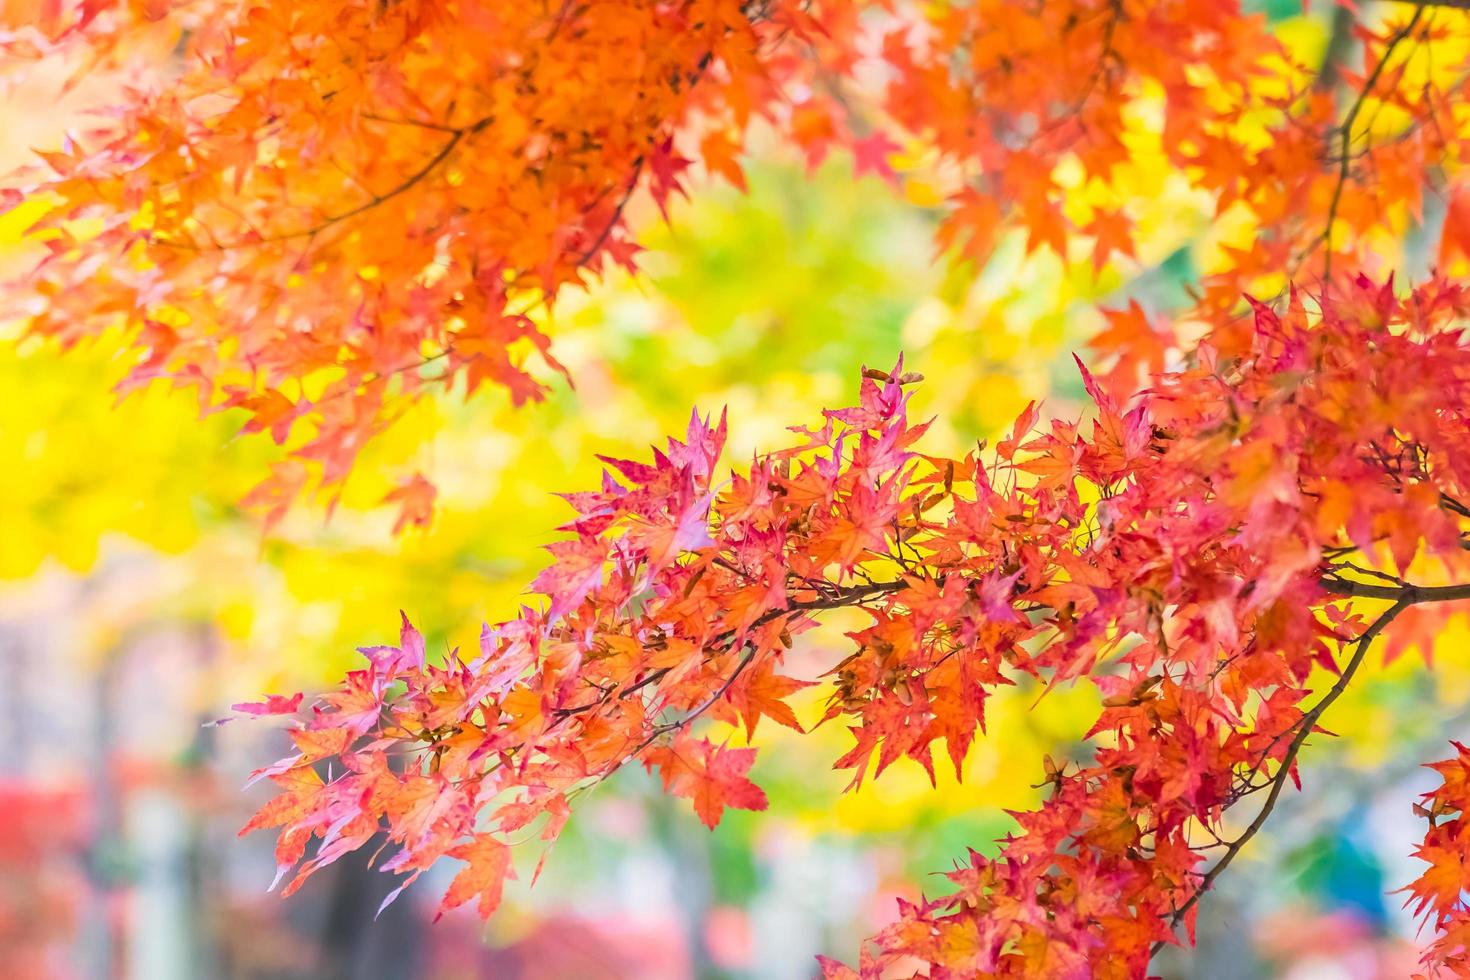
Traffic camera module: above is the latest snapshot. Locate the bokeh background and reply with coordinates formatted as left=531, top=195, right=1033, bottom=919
left=1, top=4, right=1466, bottom=978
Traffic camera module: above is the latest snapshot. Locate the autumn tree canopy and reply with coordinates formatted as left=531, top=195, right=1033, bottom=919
left=9, top=0, right=1470, bottom=523
left=12, top=0, right=1470, bottom=976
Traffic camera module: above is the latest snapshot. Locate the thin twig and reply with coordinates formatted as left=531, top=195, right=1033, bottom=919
left=1150, top=597, right=1412, bottom=957
left=1320, top=6, right=1426, bottom=281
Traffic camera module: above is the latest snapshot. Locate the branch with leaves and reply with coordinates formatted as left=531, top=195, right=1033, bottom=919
left=236, top=275, right=1470, bottom=975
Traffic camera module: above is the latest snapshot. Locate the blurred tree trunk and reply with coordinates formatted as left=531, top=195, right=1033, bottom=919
left=315, top=843, right=424, bottom=980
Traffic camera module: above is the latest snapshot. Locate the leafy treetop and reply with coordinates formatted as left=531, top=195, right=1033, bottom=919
left=7, top=0, right=1470, bottom=525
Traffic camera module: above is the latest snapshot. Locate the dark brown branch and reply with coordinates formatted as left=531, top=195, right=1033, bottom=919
left=591, top=577, right=909, bottom=775
left=644, top=579, right=910, bottom=733
left=1319, top=577, right=1470, bottom=603
left=1033, top=0, right=1124, bottom=140
left=549, top=578, right=907, bottom=721
left=152, top=117, right=493, bottom=252
left=257, top=118, right=489, bottom=244
left=1313, top=5, right=1355, bottom=94
left=574, top=158, right=644, bottom=267
left=1150, top=597, right=1413, bottom=958
left=359, top=113, right=464, bottom=134
left=652, top=647, right=757, bottom=737
left=1321, top=4, right=1426, bottom=280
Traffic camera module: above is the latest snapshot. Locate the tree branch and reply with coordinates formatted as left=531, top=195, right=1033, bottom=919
left=1153, top=571, right=1470, bottom=952
left=151, top=118, right=492, bottom=252
left=1319, top=577, right=1470, bottom=603
left=1150, top=597, right=1413, bottom=958
left=550, top=577, right=906, bottom=721
left=1321, top=3, right=1426, bottom=281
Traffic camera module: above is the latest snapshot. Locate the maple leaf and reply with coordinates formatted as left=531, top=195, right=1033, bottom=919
left=1441, top=183, right=1470, bottom=267
left=237, top=388, right=307, bottom=446
left=382, top=474, right=436, bottom=535
left=851, top=131, right=901, bottom=186
left=1088, top=299, right=1171, bottom=399
left=357, top=611, right=427, bottom=677
left=1401, top=842, right=1465, bottom=920
left=530, top=537, right=606, bottom=621
left=229, top=692, right=304, bottom=718
left=937, top=188, right=1002, bottom=266
left=645, top=736, right=769, bottom=830
left=1382, top=605, right=1461, bottom=668
left=239, top=765, right=323, bottom=839
left=288, top=727, right=352, bottom=764
left=436, top=834, right=515, bottom=921
left=647, top=139, right=693, bottom=221
left=699, top=130, right=747, bottom=192
left=1085, top=208, right=1135, bottom=273
left=725, top=662, right=814, bottom=738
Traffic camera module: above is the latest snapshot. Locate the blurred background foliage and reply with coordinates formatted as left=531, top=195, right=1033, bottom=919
left=0, top=4, right=1464, bottom=978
